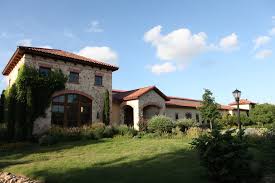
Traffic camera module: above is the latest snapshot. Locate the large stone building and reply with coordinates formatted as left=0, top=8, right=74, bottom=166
left=2, top=46, right=256, bottom=133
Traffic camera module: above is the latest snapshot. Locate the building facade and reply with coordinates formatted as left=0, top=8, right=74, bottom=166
left=2, top=46, right=256, bottom=133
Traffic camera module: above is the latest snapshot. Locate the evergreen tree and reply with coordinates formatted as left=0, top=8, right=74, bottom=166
left=199, top=89, right=221, bottom=130
left=103, top=89, right=110, bottom=125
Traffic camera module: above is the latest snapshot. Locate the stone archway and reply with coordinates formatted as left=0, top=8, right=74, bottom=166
left=123, top=105, right=134, bottom=126
left=143, top=105, right=160, bottom=121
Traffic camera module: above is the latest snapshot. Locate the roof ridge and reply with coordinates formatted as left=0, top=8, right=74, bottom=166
left=168, top=96, right=202, bottom=102
left=19, top=46, right=61, bottom=51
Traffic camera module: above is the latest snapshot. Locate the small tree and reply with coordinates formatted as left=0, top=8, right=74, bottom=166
left=250, top=103, right=275, bottom=126
left=199, top=89, right=221, bottom=130
left=103, top=89, right=110, bottom=125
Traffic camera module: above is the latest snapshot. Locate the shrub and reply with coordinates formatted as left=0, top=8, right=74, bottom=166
left=147, top=115, right=174, bottom=133
left=138, top=119, right=148, bottom=132
left=91, top=122, right=105, bottom=139
left=114, top=125, right=137, bottom=137
left=186, top=127, right=206, bottom=139
left=191, top=129, right=261, bottom=183
left=175, top=119, right=194, bottom=132
left=0, top=124, right=8, bottom=141
left=172, top=126, right=184, bottom=136
left=39, top=134, right=58, bottom=146
left=103, top=126, right=115, bottom=138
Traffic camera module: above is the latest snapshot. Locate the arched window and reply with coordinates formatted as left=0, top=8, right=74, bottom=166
left=185, top=112, right=192, bottom=119
left=52, top=94, right=92, bottom=127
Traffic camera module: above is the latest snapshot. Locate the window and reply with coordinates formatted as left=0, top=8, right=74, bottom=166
left=175, top=113, right=179, bottom=120
left=196, top=113, right=200, bottom=123
left=68, top=72, right=79, bottom=83
left=185, top=112, right=192, bottom=119
left=51, top=94, right=92, bottom=127
left=95, top=75, right=103, bottom=86
left=39, top=67, right=51, bottom=76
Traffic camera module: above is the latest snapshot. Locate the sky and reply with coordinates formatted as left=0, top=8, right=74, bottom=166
left=0, top=0, right=275, bottom=104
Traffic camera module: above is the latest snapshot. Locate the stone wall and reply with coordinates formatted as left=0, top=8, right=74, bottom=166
left=7, top=53, right=113, bottom=135
left=165, top=107, right=202, bottom=123
left=7, top=55, right=26, bottom=87
left=139, top=90, right=166, bottom=118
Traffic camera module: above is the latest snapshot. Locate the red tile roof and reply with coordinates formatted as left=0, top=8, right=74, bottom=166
left=166, top=98, right=234, bottom=110
left=166, top=100, right=201, bottom=108
left=2, top=46, right=119, bottom=75
left=112, top=86, right=169, bottom=102
left=229, top=99, right=256, bottom=106
left=168, top=96, right=202, bottom=102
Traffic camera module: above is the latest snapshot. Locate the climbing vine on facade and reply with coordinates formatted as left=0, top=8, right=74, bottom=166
left=3, top=65, right=67, bottom=140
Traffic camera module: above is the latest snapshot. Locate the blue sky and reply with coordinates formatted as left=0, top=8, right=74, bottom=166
left=0, top=0, right=275, bottom=104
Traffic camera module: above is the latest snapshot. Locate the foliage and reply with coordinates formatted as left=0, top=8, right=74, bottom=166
left=220, top=113, right=254, bottom=127
left=103, top=126, right=115, bottom=138
left=0, top=90, right=5, bottom=123
left=147, top=115, right=174, bottom=133
left=250, top=103, right=275, bottom=126
left=191, top=129, right=261, bottom=183
left=3, top=65, right=67, bottom=141
left=0, top=124, right=8, bottom=141
left=91, top=122, right=106, bottom=139
left=186, top=127, right=207, bottom=139
left=114, top=124, right=137, bottom=137
left=199, top=89, right=221, bottom=130
left=103, top=90, right=110, bottom=125
left=175, top=119, right=195, bottom=132
left=138, top=119, right=148, bottom=132
left=39, top=124, right=137, bottom=145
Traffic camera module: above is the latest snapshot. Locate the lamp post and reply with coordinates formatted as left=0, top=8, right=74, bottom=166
left=232, top=89, right=242, bottom=139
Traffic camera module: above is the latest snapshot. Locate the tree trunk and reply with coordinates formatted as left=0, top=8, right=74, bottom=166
left=209, top=120, right=213, bottom=131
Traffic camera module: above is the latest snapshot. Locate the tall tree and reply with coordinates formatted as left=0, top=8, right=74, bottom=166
left=199, top=89, right=221, bottom=130
left=103, top=89, right=110, bottom=125
left=250, top=103, right=275, bottom=126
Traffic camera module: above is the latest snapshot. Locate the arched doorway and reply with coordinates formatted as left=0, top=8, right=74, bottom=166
left=51, top=93, right=92, bottom=127
left=143, top=105, right=160, bottom=121
left=123, top=105, right=134, bottom=126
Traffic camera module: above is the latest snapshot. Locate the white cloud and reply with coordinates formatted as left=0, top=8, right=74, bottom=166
left=255, top=49, right=272, bottom=59
left=150, top=62, right=177, bottom=75
left=77, top=46, right=118, bottom=65
left=86, top=20, right=103, bottom=33
left=17, top=39, right=32, bottom=46
left=144, top=25, right=208, bottom=63
left=253, top=36, right=271, bottom=49
left=219, top=33, right=239, bottom=51
left=269, top=27, right=275, bottom=36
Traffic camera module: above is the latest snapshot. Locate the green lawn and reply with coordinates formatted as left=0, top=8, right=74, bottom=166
left=0, top=137, right=210, bottom=183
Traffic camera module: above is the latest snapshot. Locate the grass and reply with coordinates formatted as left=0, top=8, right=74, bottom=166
left=0, top=137, right=210, bottom=183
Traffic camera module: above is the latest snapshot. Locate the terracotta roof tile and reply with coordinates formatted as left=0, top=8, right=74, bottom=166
left=168, top=96, right=202, bottom=102
left=3, top=46, right=119, bottom=75
left=229, top=99, right=256, bottom=106
left=112, top=86, right=169, bottom=102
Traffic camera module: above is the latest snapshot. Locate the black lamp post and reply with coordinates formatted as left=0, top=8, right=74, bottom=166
left=232, top=89, right=242, bottom=139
